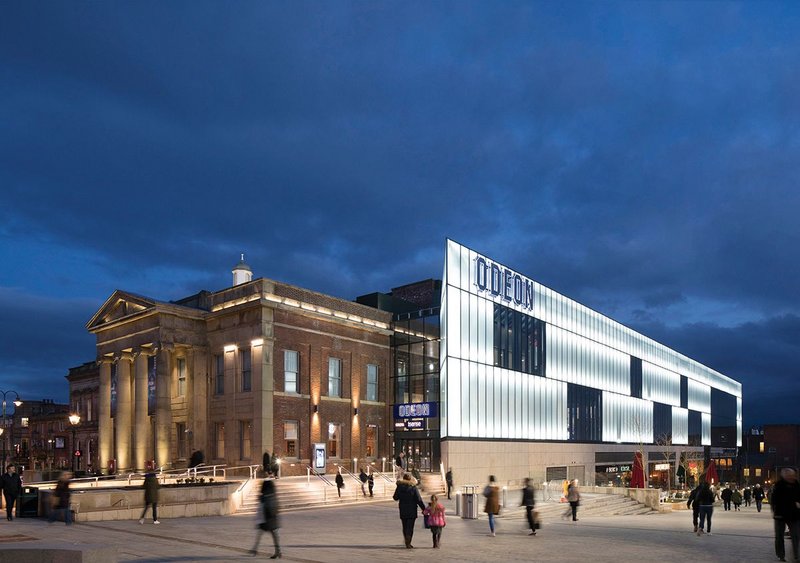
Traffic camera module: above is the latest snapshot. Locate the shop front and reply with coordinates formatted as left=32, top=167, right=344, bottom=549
left=595, top=463, right=632, bottom=487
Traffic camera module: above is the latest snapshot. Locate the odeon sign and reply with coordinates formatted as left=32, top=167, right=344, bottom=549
left=473, top=255, right=534, bottom=311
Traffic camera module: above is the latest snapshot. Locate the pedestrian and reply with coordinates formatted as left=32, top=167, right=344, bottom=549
left=1, top=464, right=22, bottom=521
left=696, top=480, right=715, bottom=536
left=263, top=451, right=271, bottom=476
left=251, top=479, right=281, bottom=559
left=367, top=472, right=374, bottom=497
left=393, top=472, right=425, bottom=548
left=770, top=468, right=800, bottom=562
left=687, top=482, right=701, bottom=532
left=138, top=472, right=160, bottom=524
left=731, top=487, right=742, bottom=511
left=359, top=468, right=368, bottom=497
left=423, top=493, right=446, bottom=548
left=48, top=471, right=73, bottom=525
left=188, top=450, right=204, bottom=469
left=483, top=475, right=501, bottom=536
left=721, top=485, right=732, bottom=511
left=754, top=483, right=765, bottom=513
left=395, top=452, right=405, bottom=471
left=445, top=467, right=453, bottom=500
left=743, top=487, right=752, bottom=507
left=561, top=479, right=570, bottom=502
left=566, top=479, right=581, bottom=522
left=521, top=477, right=537, bottom=535
left=335, top=469, right=344, bottom=498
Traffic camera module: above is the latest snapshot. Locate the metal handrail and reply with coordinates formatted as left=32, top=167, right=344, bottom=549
left=305, top=465, right=334, bottom=486
left=337, top=465, right=362, bottom=485
left=372, top=470, right=394, bottom=484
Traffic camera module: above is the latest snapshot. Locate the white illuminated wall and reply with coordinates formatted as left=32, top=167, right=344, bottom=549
left=441, top=239, right=742, bottom=446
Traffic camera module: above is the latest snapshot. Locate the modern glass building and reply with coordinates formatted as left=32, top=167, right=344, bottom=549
left=435, top=240, right=742, bottom=486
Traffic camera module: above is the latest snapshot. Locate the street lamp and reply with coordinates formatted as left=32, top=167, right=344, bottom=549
left=69, top=413, right=81, bottom=473
left=0, top=390, right=22, bottom=471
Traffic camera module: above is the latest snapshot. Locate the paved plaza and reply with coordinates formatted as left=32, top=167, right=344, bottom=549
left=0, top=496, right=788, bottom=562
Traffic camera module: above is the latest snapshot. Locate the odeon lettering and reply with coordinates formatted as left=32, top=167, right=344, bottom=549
left=474, top=256, right=534, bottom=311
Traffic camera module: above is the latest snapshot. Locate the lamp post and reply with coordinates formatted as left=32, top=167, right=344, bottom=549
left=0, top=390, right=22, bottom=471
left=69, top=413, right=81, bottom=473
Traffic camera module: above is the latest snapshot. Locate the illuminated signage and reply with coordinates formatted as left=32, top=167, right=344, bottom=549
left=394, top=402, right=437, bottom=419
left=474, top=256, right=534, bottom=311
left=604, top=465, right=632, bottom=473
left=395, top=419, right=426, bottom=431
left=654, top=463, right=671, bottom=471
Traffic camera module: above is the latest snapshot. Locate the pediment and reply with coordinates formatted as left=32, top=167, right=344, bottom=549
left=87, top=290, right=158, bottom=331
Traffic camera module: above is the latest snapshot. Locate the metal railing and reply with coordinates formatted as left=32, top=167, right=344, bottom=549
left=306, top=465, right=335, bottom=486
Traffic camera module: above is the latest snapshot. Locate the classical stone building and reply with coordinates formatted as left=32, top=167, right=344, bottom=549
left=86, top=259, right=393, bottom=474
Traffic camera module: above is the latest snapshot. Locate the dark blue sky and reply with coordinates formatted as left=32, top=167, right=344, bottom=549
left=2, top=2, right=798, bottom=427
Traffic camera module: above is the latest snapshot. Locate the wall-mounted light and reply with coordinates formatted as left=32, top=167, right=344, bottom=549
left=313, top=404, right=319, bottom=413
left=223, top=344, right=237, bottom=352
left=251, top=338, right=264, bottom=347
left=353, top=407, right=358, bottom=416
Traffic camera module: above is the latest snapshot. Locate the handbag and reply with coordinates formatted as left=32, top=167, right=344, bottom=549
left=423, top=514, right=430, bottom=529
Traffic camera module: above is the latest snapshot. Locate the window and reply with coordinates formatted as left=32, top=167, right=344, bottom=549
left=215, top=422, right=225, bottom=459
left=241, top=348, right=252, bottom=392
left=177, top=357, right=187, bottom=396
left=239, top=420, right=252, bottom=460
left=328, top=423, right=341, bottom=457
left=176, top=422, right=186, bottom=459
left=21, top=417, right=29, bottom=428
left=284, top=421, right=299, bottom=457
left=366, top=364, right=378, bottom=401
left=328, top=358, right=341, bottom=397
left=285, top=351, right=299, bottom=394
left=493, top=304, right=545, bottom=375
left=214, top=354, right=224, bottom=395
left=759, top=441, right=765, bottom=453
left=366, top=424, right=377, bottom=457
left=755, top=468, right=762, bottom=477
left=743, top=468, right=750, bottom=477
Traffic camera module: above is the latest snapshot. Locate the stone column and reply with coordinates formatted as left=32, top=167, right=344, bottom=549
left=115, top=351, right=133, bottom=471
left=98, top=357, right=113, bottom=474
left=155, top=347, right=173, bottom=468
left=134, top=349, right=151, bottom=471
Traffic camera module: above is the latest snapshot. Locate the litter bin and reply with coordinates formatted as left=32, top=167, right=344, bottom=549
left=17, top=486, right=39, bottom=518
left=461, top=485, right=479, bottom=519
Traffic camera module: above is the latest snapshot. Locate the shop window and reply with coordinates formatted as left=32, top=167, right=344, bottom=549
left=328, top=422, right=341, bottom=458
left=284, top=421, right=298, bottom=458
left=366, top=425, right=377, bottom=457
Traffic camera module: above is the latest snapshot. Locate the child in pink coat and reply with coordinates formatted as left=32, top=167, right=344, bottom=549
left=423, top=494, right=447, bottom=548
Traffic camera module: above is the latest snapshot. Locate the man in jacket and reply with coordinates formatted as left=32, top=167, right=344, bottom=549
left=521, top=477, right=536, bottom=536
left=686, top=483, right=701, bottom=532
left=1, top=465, right=22, bottom=521
left=393, top=473, right=425, bottom=548
left=770, top=468, right=800, bottom=562
left=445, top=468, right=453, bottom=499
left=139, top=472, right=160, bottom=524
left=754, top=483, right=766, bottom=512
left=721, top=485, right=733, bottom=511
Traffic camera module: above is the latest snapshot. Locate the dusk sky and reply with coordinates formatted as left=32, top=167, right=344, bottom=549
left=2, top=2, right=799, bottom=427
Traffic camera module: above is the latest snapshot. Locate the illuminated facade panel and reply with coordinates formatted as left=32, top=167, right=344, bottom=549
left=687, top=378, right=711, bottom=413
left=642, top=361, right=681, bottom=407
left=671, top=406, right=689, bottom=445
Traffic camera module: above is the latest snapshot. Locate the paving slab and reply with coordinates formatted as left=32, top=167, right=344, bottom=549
left=0, top=499, right=786, bottom=563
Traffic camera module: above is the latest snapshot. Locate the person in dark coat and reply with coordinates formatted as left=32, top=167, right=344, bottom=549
left=770, top=468, right=800, bottom=562
left=445, top=468, right=453, bottom=500
left=48, top=472, right=73, bottom=525
left=335, top=469, right=344, bottom=498
left=754, top=483, right=766, bottom=512
left=251, top=479, right=281, bottom=559
left=721, top=485, right=732, bottom=511
left=521, top=477, right=537, bottom=535
left=1, top=464, right=22, bottom=521
left=139, top=472, right=160, bottom=524
left=687, top=483, right=701, bottom=532
left=367, top=472, right=374, bottom=497
left=696, top=480, right=716, bottom=535
left=359, top=468, right=368, bottom=497
left=263, top=452, right=271, bottom=477
left=743, top=487, right=752, bottom=507
left=393, top=473, right=425, bottom=548
left=188, top=450, right=204, bottom=469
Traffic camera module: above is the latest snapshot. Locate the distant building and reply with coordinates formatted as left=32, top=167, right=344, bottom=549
left=738, top=424, right=800, bottom=485
left=11, top=399, right=70, bottom=470
left=66, top=361, right=100, bottom=473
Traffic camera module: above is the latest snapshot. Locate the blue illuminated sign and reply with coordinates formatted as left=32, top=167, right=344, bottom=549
left=394, top=402, right=438, bottom=419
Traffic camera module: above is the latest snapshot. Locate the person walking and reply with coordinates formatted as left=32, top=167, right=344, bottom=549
left=1, top=465, right=22, bottom=521
left=445, top=468, right=453, bottom=500
left=423, top=494, right=446, bottom=548
left=566, top=479, right=581, bottom=522
left=393, top=473, right=425, bottom=548
left=754, top=483, right=766, bottom=513
left=731, top=487, right=742, bottom=511
left=251, top=479, right=281, bottom=559
left=335, top=469, right=344, bottom=498
left=770, top=468, right=800, bottom=562
left=483, top=475, right=501, bottom=536
left=696, top=480, right=715, bottom=536
left=188, top=450, right=204, bottom=469
left=359, top=468, right=368, bottom=497
left=48, top=472, right=73, bottom=525
left=367, top=472, right=374, bottom=497
left=521, top=477, right=537, bottom=535
left=139, top=472, right=160, bottom=524
left=721, top=485, right=732, bottom=511
left=687, top=483, right=701, bottom=532
left=743, top=487, right=752, bottom=507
